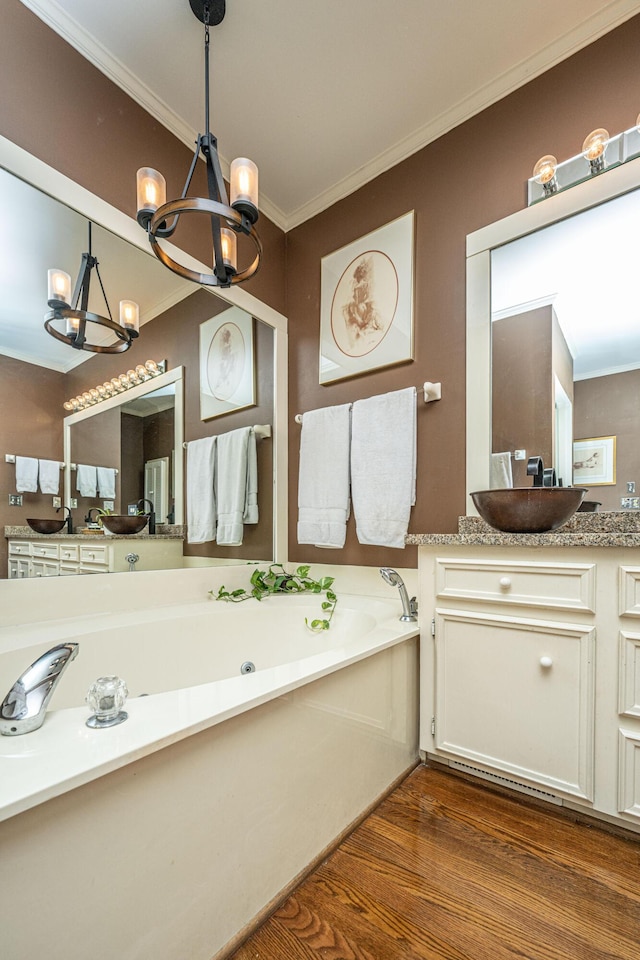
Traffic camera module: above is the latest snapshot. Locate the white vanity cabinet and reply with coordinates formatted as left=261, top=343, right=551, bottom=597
left=415, top=540, right=640, bottom=833
left=7, top=536, right=184, bottom=577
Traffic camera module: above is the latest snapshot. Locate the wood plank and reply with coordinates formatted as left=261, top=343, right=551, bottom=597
left=227, top=766, right=640, bottom=960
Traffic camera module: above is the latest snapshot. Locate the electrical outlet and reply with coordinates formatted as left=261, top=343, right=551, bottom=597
left=52, top=496, right=61, bottom=509
left=127, top=503, right=138, bottom=516
left=621, top=497, right=640, bottom=509
left=103, top=500, right=115, bottom=512
left=8, top=493, right=22, bottom=506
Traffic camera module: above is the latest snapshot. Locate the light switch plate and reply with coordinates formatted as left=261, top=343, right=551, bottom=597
left=52, top=496, right=61, bottom=509
left=8, top=494, right=22, bottom=506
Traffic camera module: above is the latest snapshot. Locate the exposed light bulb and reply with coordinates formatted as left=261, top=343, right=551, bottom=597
left=582, top=128, right=609, bottom=172
left=532, top=155, right=558, bottom=197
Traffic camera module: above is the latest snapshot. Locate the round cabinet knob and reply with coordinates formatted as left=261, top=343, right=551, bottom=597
left=540, top=656, right=553, bottom=668
left=499, top=577, right=511, bottom=588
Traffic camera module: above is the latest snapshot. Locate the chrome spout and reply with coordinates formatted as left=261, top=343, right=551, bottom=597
left=379, top=567, right=418, bottom=622
left=0, top=642, right=79, bottom=735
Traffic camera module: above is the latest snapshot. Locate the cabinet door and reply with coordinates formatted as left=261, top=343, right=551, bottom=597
left=8, top=558, right=30, bottom=579
left=434, top=608, right=595, bottom=800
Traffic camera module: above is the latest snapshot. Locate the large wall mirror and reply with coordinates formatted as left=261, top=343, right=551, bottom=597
left=0, top=135, right=287, bottom=580
left=466, top=157, right=640, bottom=513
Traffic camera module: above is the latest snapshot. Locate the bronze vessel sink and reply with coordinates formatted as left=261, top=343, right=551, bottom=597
left=100, top=514, right=149, bottom=535
left=26, top=518, right=67, bottom=534
left=470, top=487, right=587, bottom=533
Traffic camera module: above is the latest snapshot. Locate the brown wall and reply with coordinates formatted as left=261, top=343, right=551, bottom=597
left=574, top=369, right=640, bottom=510
left=0, top=357, right=66, bottom=573
left=285, top=14, right=640, bottom=567
left=3, top=2, right=640, bottom=569
left=492, top=309, right=553, bottom=487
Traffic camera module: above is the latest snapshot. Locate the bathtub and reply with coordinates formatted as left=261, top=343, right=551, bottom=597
left=0, top=571, right=419, bottom=960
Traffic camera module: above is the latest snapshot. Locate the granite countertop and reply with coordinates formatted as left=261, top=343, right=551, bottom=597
left=4, top=525, right=186, bottom=541
left=406, top=511, right=640, bottom=548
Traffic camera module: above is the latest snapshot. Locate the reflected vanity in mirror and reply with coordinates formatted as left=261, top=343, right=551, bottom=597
left=467, top=154, right=640, bottom=515
left=0, top=135, right=288, bottom=580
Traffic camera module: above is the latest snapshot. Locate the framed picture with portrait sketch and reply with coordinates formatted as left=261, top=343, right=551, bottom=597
left=319, top=211, right=414, bottom=384
left=572, top=435, right=616, bottom=485
left=199, top=306, right=255, bottom=420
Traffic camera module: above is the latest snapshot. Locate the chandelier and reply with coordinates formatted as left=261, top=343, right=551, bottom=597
left=45, top=223, right=139, bottom=353
left=135, top=0, right=261, bottom=288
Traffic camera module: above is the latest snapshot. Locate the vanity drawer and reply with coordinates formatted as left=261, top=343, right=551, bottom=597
left=8, top=540, right=31, bottom=556
left=31, top=558, right=59, bottom=577
left=59, top=544, right=79, bottom=563
left=435, top=558, right=596, bottom=613
left=31, top=542, right=59, bottom=560
left=79, top=544, right=108, bottom=566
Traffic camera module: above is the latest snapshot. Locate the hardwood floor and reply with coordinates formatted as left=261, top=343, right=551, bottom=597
left=228, top=764, right=640, bottom=960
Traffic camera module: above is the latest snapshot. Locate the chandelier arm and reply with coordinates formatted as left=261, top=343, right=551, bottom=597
left=93, top=262, right=114, bottom=322
left=147, top=197, right=261, bottom=286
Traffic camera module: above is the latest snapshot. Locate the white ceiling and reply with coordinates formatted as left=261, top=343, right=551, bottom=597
left=20, top=0, right=640, bottom=231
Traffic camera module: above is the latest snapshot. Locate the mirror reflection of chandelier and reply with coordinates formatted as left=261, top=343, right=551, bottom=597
left=44, top=222, right=139, bottom=354
left=136, top=0, right=261, bottom=288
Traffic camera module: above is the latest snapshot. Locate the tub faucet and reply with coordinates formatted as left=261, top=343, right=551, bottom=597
left=0, top=642, right=79, bottom=736
left=379, top=567, right=418, bottom=622
left=137, top=498, right=156, bottom=535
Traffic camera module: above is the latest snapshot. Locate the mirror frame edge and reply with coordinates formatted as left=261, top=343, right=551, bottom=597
left=0, top=134, right=289, bottom=565
left=465, top=155, right=640, bottom=515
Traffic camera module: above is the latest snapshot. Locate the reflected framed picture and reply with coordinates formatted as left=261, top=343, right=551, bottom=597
left=199, top=306, right=255, bottom=421
left=572, top=435, right=616, bottom=485
left=319, top=211, right=414, bottom=384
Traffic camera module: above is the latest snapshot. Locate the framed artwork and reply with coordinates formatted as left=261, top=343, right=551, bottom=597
left=199, top=306, right=255, bottom=421
left=572, top=436, right=616, bottom=486
left=319, top=211, right=414, bottom=384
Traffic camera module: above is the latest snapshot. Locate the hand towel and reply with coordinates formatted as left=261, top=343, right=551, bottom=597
left=76, top=464, right=97, bottom=498
left=97, top=466, right=117, bottom=499
left=216, top=427, right=252, bottom=546
left=350, top=387, right=416, bottom=549
left=186, top=436, right=217, bottom=543
left=297, top=403, right=351, bottom=549
left=37, top=459, right=60, bottom=495
left=15, top=456, right=38, bottom=493
left=243, top=428, right=259, bottom=525
left=490, top=452, right=513, bottom=489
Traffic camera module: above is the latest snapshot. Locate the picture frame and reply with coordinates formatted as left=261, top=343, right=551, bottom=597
left=199, top=306, right=255, bottom=421
left=319, top=211, right=414, bottom=384
left=572, top=435, right=616, bottom=486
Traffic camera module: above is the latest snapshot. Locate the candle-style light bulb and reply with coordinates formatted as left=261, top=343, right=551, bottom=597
left=47, top=268, right=71, bottom=307
left=220, top=228, right=238, bottom=275
left=136, top=168, right=166, bottom=226
left=119, top=300, right=140, bottom=337
left=230, top=158, right=259, bottom=223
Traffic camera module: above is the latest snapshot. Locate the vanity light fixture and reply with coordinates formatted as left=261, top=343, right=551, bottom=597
left=528, top=117, right=640, bottom=206
left=135, top=0, right=261, bottom=288
left=45, top=223, right=140, bottom=353
left=63, top=360, right=166, bottom=411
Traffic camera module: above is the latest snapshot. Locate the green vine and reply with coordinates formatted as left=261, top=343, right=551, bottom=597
left=211, top=564, right=337, bottom=632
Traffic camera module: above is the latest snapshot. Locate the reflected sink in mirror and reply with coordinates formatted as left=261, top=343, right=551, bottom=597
left=26, top=518, right=66, bottom=535
left=470, top=487, right=587, bottom=533
left=101, top=515, right=149, bottom=535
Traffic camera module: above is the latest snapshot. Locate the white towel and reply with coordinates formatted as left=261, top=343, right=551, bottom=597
left=97, top=466, right=116, bottom=499
left=37, top=459, right=60, bottom=495
left=216, top=427, right=252, bottom=546
left=350, top=387, right=416, bottom=549
left=76, top=464, right=97, bottom=498
left=186, top=437, right=217, bottom=543
left=297, top=403, right=351, bottom=549
left=490, top=452, right=513, bottom=489
left=243, top=428, right=259, bottom=524
left=15, top=456, right=38, bottom=493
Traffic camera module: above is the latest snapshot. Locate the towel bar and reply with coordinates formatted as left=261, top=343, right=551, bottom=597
left=295, top=381, right=442, bottom=422
left=182, top=424, right=271, bottom=447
